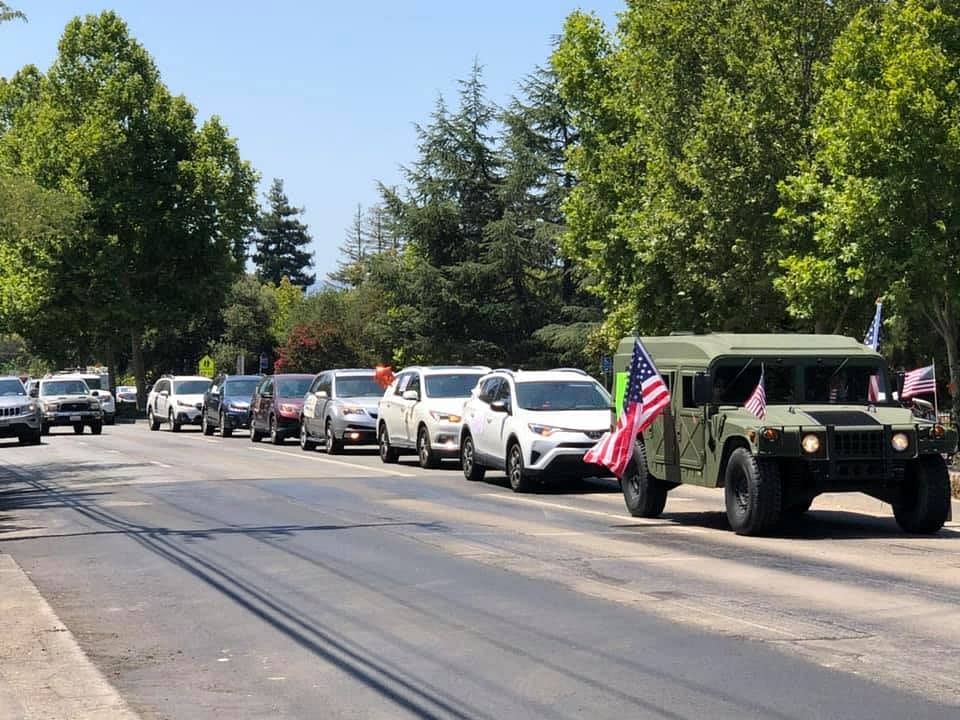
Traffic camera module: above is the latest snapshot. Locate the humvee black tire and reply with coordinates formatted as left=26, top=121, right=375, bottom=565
left=783, top=496, right=814, bottom=516
left=621, top=442, right=668, bottom=517
left=893, top=455, right=951, bottom=534
left=724, top=448, right=782, bottom=535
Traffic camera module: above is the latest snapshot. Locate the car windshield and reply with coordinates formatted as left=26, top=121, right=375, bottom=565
left=711, top=358, right=890, bottom=405
left=83, top=377, right=104, bottom=390
left=0, top=379, right=25, bottom=396
left=516, top=381, right=611, bottom=411
left=424, top=373, right=483, bottom=398
left=174, top=380, right=211, bottom=394
left=276, top=378, right=312, bottom=397
left=224, top=379, right=259, bottom=398
left=41, top=380, right=89, bottom=396
left=335, top=376, right=382, bottom=398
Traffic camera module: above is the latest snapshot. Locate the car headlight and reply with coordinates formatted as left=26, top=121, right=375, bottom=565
left=801, top=433, right=820, bottom=454
left=429, top=411, right=461, bottom=423
left=91, top=401, right=101, bottom=410
left=341, top=406, right=367, bottom=416
left=43, top=402, right=58, bottom=412
left=891, top=432, right=910, bottom=452
left=528, top=423, right=565, bottom=437
left=931, top=424, right=945, bottom=439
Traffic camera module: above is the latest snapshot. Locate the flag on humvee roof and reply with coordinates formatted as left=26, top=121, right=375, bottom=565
left=744, top=367, right=766, bottom=420
left=584, top=338, right=670, bottom=477
left=864, top=302, right=882, bottom=402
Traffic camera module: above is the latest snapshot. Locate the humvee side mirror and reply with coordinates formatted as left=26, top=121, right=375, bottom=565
left=895, top=371, right=906, bottom=400
left=692, top=372, right=713, bottom=406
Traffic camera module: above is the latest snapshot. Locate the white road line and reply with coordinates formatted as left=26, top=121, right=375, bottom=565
left=480, top=493, right=674, bottom=524
left=248, top=447, right=416, bottom=477
left=150, top=461, right=172, bottom=468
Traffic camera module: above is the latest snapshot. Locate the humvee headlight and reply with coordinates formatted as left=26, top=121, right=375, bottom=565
left=891, top=432, right=910, bottom=452
left=761, top=427, right=779, bottom=442
left=931, top=424, right=945, bottom=439
left=801, top=434, right=820, bottom=454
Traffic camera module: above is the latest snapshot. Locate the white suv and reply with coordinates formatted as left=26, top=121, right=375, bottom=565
left=377, top=365, right=490, bottom=468
left=459, top=369, right=614, bottom=492
left=147, top=375, right=212, bottom=432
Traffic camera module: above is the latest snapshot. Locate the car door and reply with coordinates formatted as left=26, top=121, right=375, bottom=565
left=401, top=371, right=422, bottom=444
left=253, top=377, right=273, bottom=430
left=381, top=372, right=410, bottom=442
left=154, top=379, right=171, bottom=418
left=316, top=373, right=333, bottom=429
left=207, top=375, right=224, bottom=422
left=677, top=373, right=706, bottom=476
left=470, top=377, right=501, bottom=457
left=302, top=374, right=322, bottom=435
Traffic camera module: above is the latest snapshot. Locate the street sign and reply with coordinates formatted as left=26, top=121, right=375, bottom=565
left=198, top=354, right=216, bottom=378
left=600, top=355, right=612, bottom=373
left=259, top=352, right=269, bottom=373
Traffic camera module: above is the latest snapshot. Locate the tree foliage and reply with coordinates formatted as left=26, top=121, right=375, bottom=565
left=252, top=178, right=315, bottom=289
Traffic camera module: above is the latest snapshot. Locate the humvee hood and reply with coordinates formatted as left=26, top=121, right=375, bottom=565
left=734, top=404, right=918, bottom=428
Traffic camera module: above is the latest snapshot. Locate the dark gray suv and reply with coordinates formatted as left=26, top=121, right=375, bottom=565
left=300, top=369, right=384, bottom=453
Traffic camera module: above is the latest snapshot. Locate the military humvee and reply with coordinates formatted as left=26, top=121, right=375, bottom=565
left=613, top=333, right=957, bottom=535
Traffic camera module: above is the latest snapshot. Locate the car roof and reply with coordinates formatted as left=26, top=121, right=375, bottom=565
left=271, top=373, right=314, bottom=379
left=620, top=333, right=884, bottom=366
left=221, top=374, right=261, bottom=381
left=0, top=375, right=24, bottom=382
left=166, top=375, right=211, bottom=382
left=508, top=370, right=598, bottom=383
left=400, top=365, right=491, bottom=374
left=331, top=368, right=375, bottom=376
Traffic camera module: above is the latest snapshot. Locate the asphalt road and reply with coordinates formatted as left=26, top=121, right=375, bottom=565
left=1, top=422, right=958, bottom=719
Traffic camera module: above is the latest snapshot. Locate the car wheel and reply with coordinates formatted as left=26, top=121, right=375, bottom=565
left=104, top=415, right=115, bottom=426
left=300, top=421, right=317, bottom=451
left=417, top=426, right=439, bottom=469
left=269, top=415, right=283, bottom=445
left=378, top=424, right=399, bottom=464
left=169, top=410, right=181, bottom=432
left=893, top=455, right=951, bottom=534
left=90, top=421, right=103, bottom=435
left=202, top=411, right=214, bottom=436
left=325, top=420, right=342, bottom=455
left=148, top=407, right=160, bottom=431
left=41, top=424, right=50, bottom=436
left=507, top=442, right=534, bottom=493
left=724, top=447, right=782, bottom=535
left=621, top=442, right=668, bottom=517
left=461, top=433, right=485, bottom=482
left=250, top=422, right=263, bottom=442
left=219, top=412, right=232, bottom=438
left=73, top=422, right=84, bottom=434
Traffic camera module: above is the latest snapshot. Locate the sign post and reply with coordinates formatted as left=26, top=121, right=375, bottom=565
left=259, top=352, right=269, bottom=374
left=198, top=354, right=216, bottom=378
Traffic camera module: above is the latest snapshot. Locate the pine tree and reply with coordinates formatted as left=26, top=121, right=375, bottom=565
left=252, top=178, right=315, bottom=289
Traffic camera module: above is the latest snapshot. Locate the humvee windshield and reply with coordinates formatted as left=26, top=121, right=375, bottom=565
left=711, top=358, right=889, bottom=405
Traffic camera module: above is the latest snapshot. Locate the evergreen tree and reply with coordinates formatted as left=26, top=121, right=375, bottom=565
left=252, top=178, right=315, bottom=289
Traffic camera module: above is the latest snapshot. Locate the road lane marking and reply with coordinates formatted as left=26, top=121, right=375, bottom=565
left=150, top=461, right=172, bottom=468
left=248, top=447, right=416, bottom=477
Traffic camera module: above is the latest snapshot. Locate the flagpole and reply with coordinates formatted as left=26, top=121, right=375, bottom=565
left=933, top=357, right=939, bottom=420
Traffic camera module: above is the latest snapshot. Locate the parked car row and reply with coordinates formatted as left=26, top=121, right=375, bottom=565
left=1, top=374, right=107, bottom=442
left=144, top=365, right=616, bottom=492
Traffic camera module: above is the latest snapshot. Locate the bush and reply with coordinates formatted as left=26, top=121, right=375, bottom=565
left=274, top=321, right=357, bottom=374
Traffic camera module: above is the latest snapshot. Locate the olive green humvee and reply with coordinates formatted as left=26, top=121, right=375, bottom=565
left=613, top=333, right=957, bottom=535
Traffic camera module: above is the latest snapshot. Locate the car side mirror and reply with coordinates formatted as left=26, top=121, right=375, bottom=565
left=91, top=390, right=99, bottom=396
left=160, top=390, right=169, bottom=397
left=490, top=399, right=511, bottom=414
left=692, top=372, right=713, bottom=406
left=316, top=390, right=328, bottom=399
left=29, top=388, right=38, bottom=398
left=402, top=389, right=419, bottom=401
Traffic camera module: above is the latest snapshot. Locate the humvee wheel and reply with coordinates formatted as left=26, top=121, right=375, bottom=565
left=893, top=455, right=951, bottom=534
left=724, top=448, right=782, bottom=535
left=621, top=443, right=667, bottom=517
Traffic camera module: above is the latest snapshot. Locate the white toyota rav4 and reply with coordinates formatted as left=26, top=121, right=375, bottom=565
left=377, top=365, right=490, bottom=468
left=459, top=369, right=614, bottom=492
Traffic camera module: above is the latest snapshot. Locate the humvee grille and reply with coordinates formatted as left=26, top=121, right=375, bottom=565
left=834, top=431, right=883, bottom=458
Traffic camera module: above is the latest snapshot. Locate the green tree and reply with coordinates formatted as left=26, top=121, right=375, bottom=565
left=0, top=12, right=258, bottom=402
left=209, top=274, right=278, bottom=373
left=777, top=0, right=960, bottom=417
left=252, top=178, right=315, bottom=289
left=552, top=2, right=872, bottom=346
left=0, top=2, right=24, bottom=24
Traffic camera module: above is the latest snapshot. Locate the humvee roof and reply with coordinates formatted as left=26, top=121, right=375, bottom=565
left=617, top=333, right=883, bottom=367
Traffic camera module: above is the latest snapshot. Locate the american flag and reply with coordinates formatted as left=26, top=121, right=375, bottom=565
left=901, top=365, right=936, bottom=399
left=744, top=368, right=766, bottom=419
left=864, top=302, right=882, bottom=402
left=584, top=338, right=670, bottom=478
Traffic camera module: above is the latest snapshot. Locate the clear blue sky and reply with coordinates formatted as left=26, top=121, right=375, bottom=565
left=1, top=1, right=623, bottom=282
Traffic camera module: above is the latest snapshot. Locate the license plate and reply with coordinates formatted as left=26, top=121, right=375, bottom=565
left=69, top=415, right=82, bottom=422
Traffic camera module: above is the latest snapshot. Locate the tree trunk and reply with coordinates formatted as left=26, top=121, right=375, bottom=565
left=103, top=342, right=117, bottom=393
left=131, top=330, right=146, bottom=411
left=944, top=325, right=960, bottom=424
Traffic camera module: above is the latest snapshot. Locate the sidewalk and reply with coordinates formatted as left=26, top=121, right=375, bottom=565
left=0, top=554, right=140, bottom=720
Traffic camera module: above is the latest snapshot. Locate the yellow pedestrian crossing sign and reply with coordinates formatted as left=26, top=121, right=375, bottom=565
left=198, top=355, right=216, bottom=378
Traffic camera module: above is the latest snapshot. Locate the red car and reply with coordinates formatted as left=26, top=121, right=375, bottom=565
left=250, top=374, right=313, bottom=444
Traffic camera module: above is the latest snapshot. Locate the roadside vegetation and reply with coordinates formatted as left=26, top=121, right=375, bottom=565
left=3, top=1, right=960, bottom=421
